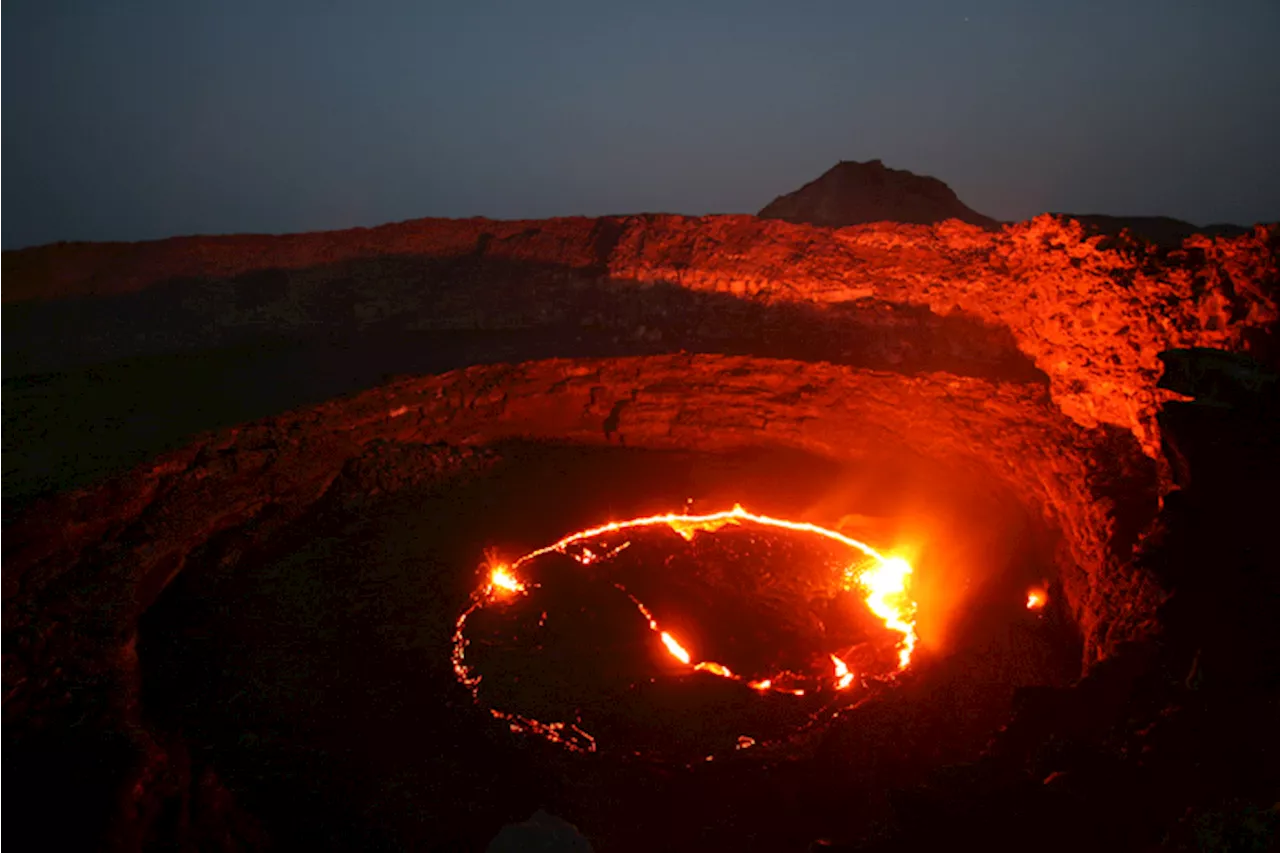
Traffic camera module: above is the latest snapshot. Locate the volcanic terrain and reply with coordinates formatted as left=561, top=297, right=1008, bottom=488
left=4, top=163, right=1278, bottom=851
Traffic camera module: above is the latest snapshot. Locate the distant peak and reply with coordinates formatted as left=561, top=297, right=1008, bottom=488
left=760, top=160, right=997, bottom=229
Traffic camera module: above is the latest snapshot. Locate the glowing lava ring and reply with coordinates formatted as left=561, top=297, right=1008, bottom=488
left=451, top=505, right=918, bottom=756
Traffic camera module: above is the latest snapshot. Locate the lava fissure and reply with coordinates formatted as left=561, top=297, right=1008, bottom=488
left=451, top=505, right=918, bottom=756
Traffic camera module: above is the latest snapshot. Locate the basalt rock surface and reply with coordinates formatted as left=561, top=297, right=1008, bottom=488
left=841, top=390, right=1280, bottom=853
left=4, top=354, right=1159, bottom=848
left=3, top=210, right=1279, bottom=850
left=3, top=355, right=1156, bottom=666
left=6, top=214, right=1275, bottom=462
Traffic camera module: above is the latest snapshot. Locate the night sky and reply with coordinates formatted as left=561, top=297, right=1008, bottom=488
left=3, top=0, right=1278, bottom=249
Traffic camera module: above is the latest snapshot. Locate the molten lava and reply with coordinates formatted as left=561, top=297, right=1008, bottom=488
left=488, top=565, right=526, bottom=596
left=856, top=556, right=917, bottom=668
left=661, top=632, right=693, bottom=665
left=831, top=654, right=855, bottom=690
left=451, top=505, right=919, bottom=754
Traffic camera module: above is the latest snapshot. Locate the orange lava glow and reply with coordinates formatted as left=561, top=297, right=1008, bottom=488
left=831, top=654, right=855, bottom=690
left=488, top=565, right=526, bottom=595
left=452, top=504, right=920, bottom=752
left=856, top=556, right=917, bottom=669
left=504, top=504, right=917, bottom=664
left=661, top=631, right=693, bottom=664
left=694, top=661, right=734, bottom=678
left=668, top=515, right=738, bottom=541
left=1026, top=587, right=1047, bottom=611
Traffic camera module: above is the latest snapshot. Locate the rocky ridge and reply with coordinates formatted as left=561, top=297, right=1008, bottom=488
left=4, top=355, right=1157, bottom=708
left=4, top=208, right=1278, bottom=850
left=4, top=215, right=1276, bottom=459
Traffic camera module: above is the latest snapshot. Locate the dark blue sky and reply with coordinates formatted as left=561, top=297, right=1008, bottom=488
left=4, top=0, right=1278, bottom=248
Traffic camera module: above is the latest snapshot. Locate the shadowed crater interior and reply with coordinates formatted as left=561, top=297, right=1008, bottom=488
left=137, top=442, right=1079, bottom=851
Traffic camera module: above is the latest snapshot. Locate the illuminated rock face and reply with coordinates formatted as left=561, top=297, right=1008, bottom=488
left=4, top=213, right=1274, bottom=730
left=6, top=214, right=1275, bottom=458
left=6, top=356, right=1156, bottom=676
left=603, top=215, right=1278, bottom=458
left=2, top=212, right=1275, bottom=846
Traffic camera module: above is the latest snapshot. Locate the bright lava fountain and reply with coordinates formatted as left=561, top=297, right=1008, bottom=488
left=452, top=505, right=919, bottom=756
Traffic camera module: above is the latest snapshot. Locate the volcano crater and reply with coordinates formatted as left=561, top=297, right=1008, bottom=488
left=133, top=429, right=1082, bottom=848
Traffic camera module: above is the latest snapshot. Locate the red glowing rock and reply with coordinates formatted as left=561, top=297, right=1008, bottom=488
left=5, top=213, right=1273, bottom=459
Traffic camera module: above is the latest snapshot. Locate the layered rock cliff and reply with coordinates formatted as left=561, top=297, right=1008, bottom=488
left=2, top=356, right=1155, bottom=766
left=6, top=214, right=1276, bottom=459
left=4, top=210, right=1278, bottom=850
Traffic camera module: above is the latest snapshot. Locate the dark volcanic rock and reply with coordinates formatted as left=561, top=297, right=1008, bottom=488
left=2, top=354, right=1164, bottom=849
left=3, top=206, right=1279, bottom=851
left=1055, top=213, right=1251, bottom=248
left=829, top=385, right=1280, bottom=853
left=759, top=159, right=999, bottom=229
left=2, top=355, right=1156, bottom=668
left=5, top=213, right=1277, bottom=468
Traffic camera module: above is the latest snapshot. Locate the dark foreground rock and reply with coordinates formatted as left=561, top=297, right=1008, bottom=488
left=3, top=353, right=1161, bottom=849
left=816, top=386, right=1280, bottom=852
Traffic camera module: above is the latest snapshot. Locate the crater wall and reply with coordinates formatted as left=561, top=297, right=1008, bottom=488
left=6, top=214, right=1276, bottom=457
left=5, top=354, right=1157, bottom=712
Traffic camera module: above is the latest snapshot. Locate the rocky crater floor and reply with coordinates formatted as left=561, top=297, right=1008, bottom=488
left=3, top=212, right=1278, bottom=851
